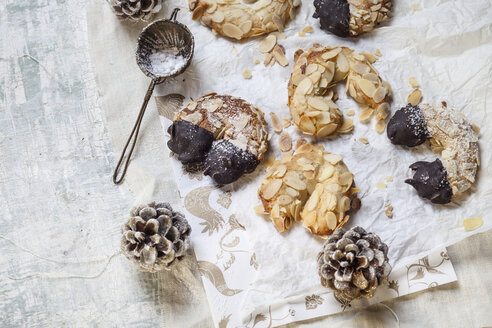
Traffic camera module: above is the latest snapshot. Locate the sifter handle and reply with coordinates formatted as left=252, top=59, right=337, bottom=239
left=112, top=80, right=156, bottom=184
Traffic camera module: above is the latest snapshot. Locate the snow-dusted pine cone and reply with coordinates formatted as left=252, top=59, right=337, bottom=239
left=108, top=0, right=163, bottom=22
left=317, top=226, right=391, bottom=303
left=121, top=202, right=191, bottom=272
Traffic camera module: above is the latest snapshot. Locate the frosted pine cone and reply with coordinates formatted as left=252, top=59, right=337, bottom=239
left=317, top=226, right=391, bottom=303
left=121, top=202, right=191, bottom=272
left=108, top=0, right=163, bottom=22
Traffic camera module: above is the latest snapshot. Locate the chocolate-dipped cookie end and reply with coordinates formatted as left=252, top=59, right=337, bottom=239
left=313, top=0, right=350, bottom=38
left=387, top=104, right=429, bottom=147
left=167, top=120, right=214, bottom=165
left=405, top=159, right=452, bottom=204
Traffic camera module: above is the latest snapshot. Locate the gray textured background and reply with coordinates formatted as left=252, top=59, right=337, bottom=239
left=0, top=0, right=491, bottom=327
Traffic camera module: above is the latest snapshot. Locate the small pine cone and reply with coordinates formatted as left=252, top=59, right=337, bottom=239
left=121, top=202, right=191, bottom=272
left=317, top=226, right=391, bottom=303
left=108, top=0, right=163, bottom=22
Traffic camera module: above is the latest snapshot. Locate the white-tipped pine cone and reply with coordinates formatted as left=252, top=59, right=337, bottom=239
left=121, top=202, right=191, bottom=272
left=317, top=226, right=391, bottom=303
left=108, top=0, right=163, bottom=22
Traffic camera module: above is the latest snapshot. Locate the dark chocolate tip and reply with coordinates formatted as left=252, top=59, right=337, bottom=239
left=204, top=140, right=259, bottom=185
left=387, top=104, right=429, bottom=147
left=405, top=159, right=453, bottom=204
left=167, top=120, right=214, bottom=165
left=313, top=0, right=350, bottom=38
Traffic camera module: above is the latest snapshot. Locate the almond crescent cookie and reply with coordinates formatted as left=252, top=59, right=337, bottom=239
left=189, top=0, right=301, bottom=40
left=258, top=143, right=358, bottom=236
left=288, top=45, right=391, bottom=137
left=387, top=103, right=479, bottom=204
left=168, top=93, right=268, bottom=184
left=313, top=0, right=392, bottom=38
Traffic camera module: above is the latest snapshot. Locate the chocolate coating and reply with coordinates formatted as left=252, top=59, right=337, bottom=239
left=387, top=104, right=429, bottom=147
left=167, top=120, right=214, bottom=164
left=204, top=140, right=259, bottom=185
left=313, top=0, right=350, bottom=38
left=405, top=159, right=452, bottom=204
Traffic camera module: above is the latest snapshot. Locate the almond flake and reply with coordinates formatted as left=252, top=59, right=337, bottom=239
left=270, top=112, right=282, bottom=133
left=338, top=119, right=354, bottom=133
left=242, top=68, right=252, bottom=79
left=407, top=89, right=422, bottom=106
left=336, top=53, right=349, bottom=72
left=302, top=26, right=313, bottom=33
left=324, top=153, right=342, bottom=165
left=372, top=86, right=387, bottom=103
left=384, top=176, right=393, bottom=182
left=261, top=179, right=283, bottom=200
left=295, top=138, right=307, bottom=150
left=254, top=205, right=267, bottom=215
left=376, top=181, right=387, bottom=189
left=408, top=77, right=419, bottom=88
left=358, top=79, right=377, bottom=97
left=272, top=45, right=288, bottom=67
left=359, top=137, right=369, bottom=144
left=279, top=132, right=292, bottom=152
left=284, top=172, right=307, bottom=190
left=375, top=122, right=386, bottom=134
left=254, top=59, right=260, bottom=65
left=317, top=123, right=338, bottom=137
left=463, top=217, right=483, bottom=231
left=347, top=110, right=355, bottom=116
left=223, top=23, right=243, bottom=40
left=359, top=108, right=374, bottom=123
left=282, top=118, right=291, bottom=128
left=258, top=34, right=277, bottom=53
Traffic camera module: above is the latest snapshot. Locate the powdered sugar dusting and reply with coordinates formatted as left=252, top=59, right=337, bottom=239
left=149, top=49, right=187, bottom=76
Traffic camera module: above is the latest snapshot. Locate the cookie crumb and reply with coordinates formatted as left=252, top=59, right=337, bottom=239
left=385, top=205, right=393, bottom=218
left=254, top=59, right=260, bottom=65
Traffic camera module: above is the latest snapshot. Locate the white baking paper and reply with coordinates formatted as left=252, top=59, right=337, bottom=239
left=154, top=0, right=491, bottom=326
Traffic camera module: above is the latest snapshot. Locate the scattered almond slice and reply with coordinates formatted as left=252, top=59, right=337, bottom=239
left=463, top=217, right=483, bottom=231
left=408, top=77, right=419, bottom=88
left=384, top=176, right=393, bottom=182
left=385, top=205, right=393, bottom=218
left=361, top=52, right=377, bottom=64
left=376, top=181, right=387, bottom=189
left=264, top=53, right=274, bottom=66
left=282, top=118, right=291, bottom=128
left=270, top=112, right=283, bottom=133
left=272, top=45, right=288, bottom=67
left=232, top=45, right=238, bottom=55
left=407, top=89, right=422, bottom=106
left=359, top=137, right=369, bottom=144
left=338, top=119, right=354, bottom=134
left=302, top=26, right=313, bottom=33
left=254, top=59, right=260, bottom=65
left=375, top=49, right=382, bottom=57
left=295, top=138, right=307, bottom=150
left=242, top=68, right=252, bottom=79
left=259, top=34, right=277, bottom=53
left=375, top=122, right=386, bottom=134
left=298, top=32, right=306, bottom=37
left=347, top=110, right=355, bottom=116
left=411, top=3, right=422, bottom=11
left=275, top=32, right=286, bottom=40
left=359, top=108, right=374, bottom=123
left=279, top=132, right=292, bottom=152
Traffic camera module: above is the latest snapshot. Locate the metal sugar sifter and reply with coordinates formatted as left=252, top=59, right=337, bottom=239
left=113, top=8, right=194, bottom=184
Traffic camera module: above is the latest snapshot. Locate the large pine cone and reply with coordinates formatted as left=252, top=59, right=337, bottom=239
left=121, top=202, right=191, bottom=272
left=108, top=0, right=163, bottom=22
left=317, top=226, right=391, bottom=303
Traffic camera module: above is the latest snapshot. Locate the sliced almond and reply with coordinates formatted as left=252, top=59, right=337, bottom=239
left=279, top=132, right=292, bottom=152
left=295, top=138, right=308, bottom=150
left=308, top=97, right=329, bottom=111
left=375, top=122, right=386, bottom=134
left=463, top=217, right=483, bottom=231
left=347, top=110, right=355, bottom=116
left=299, top=116, right=316, bottom=134
left=254, top=204, right=267, bottom=215
left=242, top=68, right=252, bottom=79
left=408, top=77, right=419, bottom=88
left=407, top=89, right=422, bottom=106
left=359, top=137, right=369, bottom=144
left=376, top=181, right=387, bottom=189
left=372, top=86, right=386, bottom=103
left=305, top=190, right=320, bottom=211
left=272, top=45, right=288, bottom=67
left=296, top=143, right=313, bottom=153
left=339, top=172, right=353, bottom=186
left=324, top=153, right=342, bottom=165
left=321, top=48, right=342, bottom=60
left=359, top=108, right=374, bottom=123
left=210, top=10, right=225, bottom=23
left=318, top=165, right=335, bottom=181
left=264, top=53, right=274, bottom=66
left=261, top=179, right=283, bottom=200
left=296, top=76, right=313, bottom=95
left=258, top=34, right=277, bottom=53
left=358, top=79, right=377, bottom=97
left=338, top=119, right=354, bottom=133
left=375, top=102, right=390, bottom=121
left=326, top=211, right=337, bottom=230
left=302, top=26, right=313, bottom=33
left=317, top=123, right=338, bottom=137
left=336, top=53, right=349, bottom=72
left=223, top=23, right=243, bottom=40
left=270, top=112, right=282, bottom=133
left=282, top=118, right=291, bottom=128
left=361, top=52, right=377, bottom=63
left=284, top=172, right=307, bottom=190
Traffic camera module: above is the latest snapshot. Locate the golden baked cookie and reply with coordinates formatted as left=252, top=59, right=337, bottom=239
left=189, top=0, right=301, bottom=40
left=257, top=143, right=359, bottom=236
left=288, top=45, right=391, bottom=137
left=168, top=93, right=268, bottom=184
